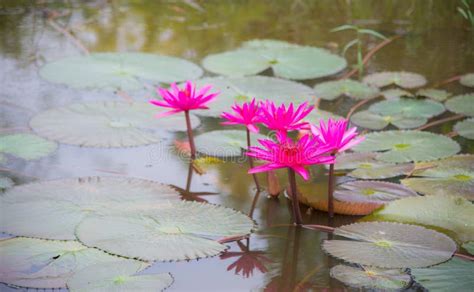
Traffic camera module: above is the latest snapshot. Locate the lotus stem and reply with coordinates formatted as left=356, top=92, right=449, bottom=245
left=328, top=163, right=335, bottom=218
left=287, top=168, right=303, bottom=225
left=184, top=110, right=196, bottom=159
left=415, top=114, right=465, bottom=131
left=246, top=128, right=261, bottom=191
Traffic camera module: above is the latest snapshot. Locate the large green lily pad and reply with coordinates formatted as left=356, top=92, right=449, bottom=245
left=76, top=201, right=255, bottom=262
left=411, top=258, right=474, bottom=292
left=330, top=265, right=410, bottom=290
left=334, top=180, right=417, bottom=204
left=313, top=79, right=379, bottom=101
left=363, top=71, right=427, bottom=89
left=0, top=237, right=140, bottom=289
left=304, top=109, right=343, bottom=124
left=0, top=177, right=180, bottom=240
left=39, top=53, right=203, bottom=91
left=195, top=130, right=267, bottom=157
left=401, top=154, right=474, bottom=200
left=417, top=88, right=451, bottom=101
left=368, top=195, right=474, bottom=242
left=369, top=98, right=445, bottom=118
left=353, top=130, right=460, bottom=163
left=460, top=73, right=474, bottom=88
left=0, top=133, right=57, bottom=162
left=351, top=110, right=427, bottom=130
left=202, top=39, right=347, bottom=80
left=445, top=93, right=474, bottom=116
left=322, top=222, right=457, bottom=268
left=66, top=261, right=173, bottom=292
left=189, top=76, right=315, bottom=117
left=455, top=118, right=474, bottom=139
left=30, top=101, right=200, bottom=147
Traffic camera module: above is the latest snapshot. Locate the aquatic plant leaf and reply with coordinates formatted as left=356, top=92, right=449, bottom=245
left=459, top=73, right=474, bottom=88
left=0, top=177, right=180, bottom=240
left=195, top=130, right=267, bottom=157
left=330, top=265, right=410, bottom=290
left=352, top=130, right=460, bottom=163
left=381, top=88, right=413, bottom=99
left=322, top=222, right=457, bottom=268
left=189, top=76, right=314, bottom=117
left=0, top=176, right=14, bottom=189
left=76, top=201, right=255, bottom=262
left=313, top=79, right=379, bottom=101
left=401, top=154, right=474, bottom=200
left=202, top=40, right=347, bottom=80
left=66, top=261, right=172, bottom=292
left=369, top=98, right=445, bottom=118
left=39, top=53, right=203, bottom=91
left=368, top=195, right=474, bottom=242
left=334, top=180, right=417, bottom=204
left=463, top=242, right=474, bottom=255
left=0, top=237, right=138, bottom=289
left=0, top=133, right=57, bottom=161
left=455, top=118, right=474, bottom=139
left=363, top=71, right=427, bottom=89
left=305, top=109, right=343, bottom=123
left=411, top=258, right=474, bottom=292
left=445, top=93, right=474, bottom=116
left=30, top=101, right=200, bottom=147
left=351, top=110, right=426, bottom=130
left=416, top=88, right=451, bottom=101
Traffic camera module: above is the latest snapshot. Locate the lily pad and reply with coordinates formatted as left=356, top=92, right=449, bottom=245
left=313, top=79, right=379, bottom=101
left=189, top=76, right=315, bottom=117
left=305, top=109, right=343, bottom=124
left=0, top=177, right=180, bottom=240
left=369, top=98, right=445, bottom=118
left=330, top=265, right=410, bottom=290
left=30, top=101, right=200, bottom=147
left=455, top=118, right=474, bottom=139
left=445, top=93, right=474, bottom=116
left=334, top=181, right=417, bottom=204
left=333, top=152, right=414, bottom=179
left=381, top=88, right=413, bottom=99
left=76, top=201, right=255, bottom=262
left=66, top=261, right=173, bottom=292
left=463, top=242, right=474, bottom=255
left=202, top=40, right=347, bottom=80
left=368, top=195, right=474, bottom=242
left=460, top=73, right=474, bottom=88
left=0, top=176, right=14, bottom=190
left=0, top=237, right=138, bottom=289
left=351, top=110, right=427, bottom=130
left=363, top=71, right=427, bottom=89
left=401, top=154, right=474, bottom=200
left=0, top=133, right=57, bottom=162
left=39, top=53, right=203, bottom=91
left=411, top=258, right=474, bottom=292
left=353, top=130, right=460, bottom=163
left=322, top=222, right=457, bottom=268
left=195, top=130, right=267, bottom=157
left=417, top=88, right=451, bottom=101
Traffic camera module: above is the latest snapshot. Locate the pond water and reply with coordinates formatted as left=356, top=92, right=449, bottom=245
left=0, top=1, right=473, bottom=291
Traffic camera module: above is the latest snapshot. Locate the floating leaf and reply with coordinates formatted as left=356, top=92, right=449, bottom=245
left=322, top=222, right=457, bottom=268
left=66, top=261, right=173, bottom=292
left=463, top=242, right=474, bottom=255
left=195, top=130, right=267, bottom=157
left=30, top=101, right=200, bottom=147
left=334, top=181, right=417, bottom=204
left=417, top=88, right=451, bottom=101
left=445, top=93, right=474, bottom=116
left=351, top=110, right=427, bottom=130
left=369, top=98, right=445, bottom=118
left=381, top=88, right=413, bottom=99
left=0, top=176, right=14, bottom=189
left=305, top=109, right=343, bottom=123
left=189, top=76, right=315, bottom=117
left=411, top=258, right=474, bottom=292
left=353, top=130, right=460, bottom=163
left=0, top=133, right=57, bottom=162
left=39, top=53, right=202, bottom=91
left=330, top=265, right=410, bottom=290
left=0, top=177, right=180, bottom=240
left=202, top=40, right=347, bottom=80
left=0, top=237, right=138, bottom=289
left=363, top=71, right=427, bottom=89
left=401, top=154, right=474, bottom=200
left=76, top=201, right=255, bottom=262
left=313, top=79, right=379, bottom=101
left=459, top=73, right=474, bottom=88
left=455, top=118, right=474, bottom=139
left=368, top=195, right=474, bottom=242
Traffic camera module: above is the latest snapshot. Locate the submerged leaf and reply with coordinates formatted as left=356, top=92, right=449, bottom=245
left=334, top=180, right=417, bottom=204
left=459, top=73, right=474, bottom=88
left=363, top=71, right=427, bottom=89
left=455, top=118, right=474, bottom=139
left=416, top=88, right=451, bottom=101
left=0, top=133, right=57, bottom=161
left=463, top=242, right=474, bottom=255
left=195, top=130, right=267, bottom=157
left=0, top=176, right=14, bottom=190
left=330, top=265, right=410, bottom=290
left=381, top=88, right=413, bottom=99
left=369, top=98, right=445, bottom=118
left=445, top=93, right=474, bottom=116
left=313, top=79, right=379, bottom=101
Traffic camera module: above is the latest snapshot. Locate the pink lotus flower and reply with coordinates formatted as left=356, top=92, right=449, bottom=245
left=260, top=101, right=314, bottom=134
left=246, top=133, right=335, bottom=180
left=221, top=98, right=263, bottom=133
left=310, top=118, right=364, bottom=154
left=150, top=81, right=218, bottom=117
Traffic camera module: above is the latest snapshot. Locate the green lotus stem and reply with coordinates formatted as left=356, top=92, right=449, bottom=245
left=287, top=168, right=303, bottom=225
left=328, top=163, right=335, bottom=218
left=246, top=128, right=261, bottom=191
left=184, top=110, right=196, bottom=159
